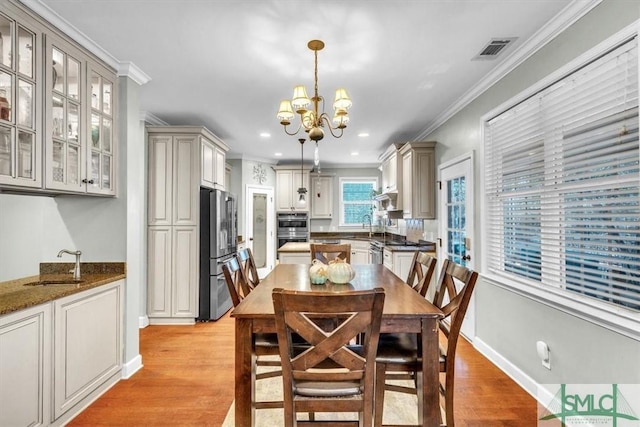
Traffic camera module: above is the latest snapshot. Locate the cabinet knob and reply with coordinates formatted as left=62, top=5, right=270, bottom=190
left=81, top=179, right=94, bottom=184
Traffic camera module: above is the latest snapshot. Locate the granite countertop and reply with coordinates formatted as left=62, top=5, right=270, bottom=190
left=0, top=262, right=126, bottom=316
left=279, top=241, right=436, bottom=253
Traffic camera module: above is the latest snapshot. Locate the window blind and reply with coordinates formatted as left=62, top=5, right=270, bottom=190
left=484, top=36, right=639, bottom=312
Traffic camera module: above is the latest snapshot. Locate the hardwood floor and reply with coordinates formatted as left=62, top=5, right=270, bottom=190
left=68, top=312, right=537, bottom=426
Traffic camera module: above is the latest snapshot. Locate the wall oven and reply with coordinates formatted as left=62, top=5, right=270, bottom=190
left=277, top=212, right=309, bottom=248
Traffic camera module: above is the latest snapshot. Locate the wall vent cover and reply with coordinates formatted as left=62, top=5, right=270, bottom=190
left=473, top=38, right=517, bottom=60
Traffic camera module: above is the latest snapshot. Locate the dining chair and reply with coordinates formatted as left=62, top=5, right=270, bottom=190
left=405, top=251, right=438, bottom=297
left=237, top=247, right=260, bottom=291
left=374, top=259, right=478, bottom=427
left=221, top=257, right=283, bottom=408
left=310, top=243, right=351, bottom=264
left=272, top=287, right=386, bottom=427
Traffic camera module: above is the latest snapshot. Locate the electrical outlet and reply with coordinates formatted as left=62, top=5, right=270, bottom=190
left=536, top=341, right=551, bottom=370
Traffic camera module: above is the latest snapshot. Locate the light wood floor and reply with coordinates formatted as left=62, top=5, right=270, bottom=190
left=68, top=312, right=537, bottom=426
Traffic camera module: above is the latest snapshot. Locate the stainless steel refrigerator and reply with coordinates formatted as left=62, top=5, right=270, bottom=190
left=198, top=187, right=237, bottom=320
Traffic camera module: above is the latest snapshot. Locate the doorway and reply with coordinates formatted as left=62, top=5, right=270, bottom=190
left=439, top=152, right=475, bottom=340
left=245, top=185, right=275, bottom=277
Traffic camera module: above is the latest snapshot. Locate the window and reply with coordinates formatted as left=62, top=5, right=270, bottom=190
left=484, top=36, right=639, bottom=314
left=339, top=178, right=377, bottom=227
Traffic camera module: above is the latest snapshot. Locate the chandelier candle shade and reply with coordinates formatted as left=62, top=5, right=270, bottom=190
left=277, top=40, right=352, bottom=141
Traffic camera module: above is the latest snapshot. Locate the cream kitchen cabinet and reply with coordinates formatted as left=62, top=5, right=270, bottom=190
left=0, top=5, right=43, bottom=191
left=44, top=33, right=117, bottom=196
left=400, top=141, right=437, bottom=219
left=379, top=144, right=402, bottom=194
left=383, top=248, right=415, bottom=280
left=310, top=175, right=333, bottom=219
left=278, top=251, right=310, bottom=264
left=147, top=126, right=225, bottom=323
left=275, top=167, right=310, bottom=211
left=0, top=303, right=51, bottom=427
left=53, top=280, right=123, bottom=421
left=200, top=130, right=229, bottom=190
left=341, top=239, right=370, bottom=265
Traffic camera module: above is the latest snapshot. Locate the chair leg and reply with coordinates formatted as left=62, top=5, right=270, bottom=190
left=374, top=362, right=386, bottom=427
left=444, top=369, right=455, bottom=427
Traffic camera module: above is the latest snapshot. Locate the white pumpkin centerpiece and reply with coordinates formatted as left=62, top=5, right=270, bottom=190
left=326, top=258, right=356, bottom=284
left=309, top=259, right=328, bottom=284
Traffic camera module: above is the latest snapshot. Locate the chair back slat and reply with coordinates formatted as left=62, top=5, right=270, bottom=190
left=237, top=247, right=260, bottom=290
left=222, top=256, right=251, bottom=307
left=406, top=251, right=437, bottom=297
left=310, top=243, right=351, bottom=264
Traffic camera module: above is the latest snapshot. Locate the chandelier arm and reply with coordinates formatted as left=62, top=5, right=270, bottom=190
left=282, top=122, right=302, bottom=136
left=319, top=114, right=346, bottom=138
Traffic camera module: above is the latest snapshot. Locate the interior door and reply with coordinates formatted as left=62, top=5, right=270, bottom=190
left=246, top=185, right=275, bottom=277
left=439, top=152, right=475, bottom=341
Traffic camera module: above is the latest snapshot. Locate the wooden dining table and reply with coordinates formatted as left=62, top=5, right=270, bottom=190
left=231, top=263, right=444, bottom=427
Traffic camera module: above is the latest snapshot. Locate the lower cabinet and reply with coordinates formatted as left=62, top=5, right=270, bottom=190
left=0, top=304, right=51, bottom=427
left=279, top=252, right=310, bottom=264
left=383, top=248, right=415, bottom=281
left=0, top=280, right=123, bottom=427
left=53, top=282, right=123, bottom=419
left=341, top=239, right=371, bottom=265
left=148, top=226, right=198, bottom=324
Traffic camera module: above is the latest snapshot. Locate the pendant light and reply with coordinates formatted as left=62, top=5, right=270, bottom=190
left=297, top=138, right=307, bottom=204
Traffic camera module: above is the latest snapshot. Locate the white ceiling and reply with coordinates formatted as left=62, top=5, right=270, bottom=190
left=32, top=0, right=577, bottom=167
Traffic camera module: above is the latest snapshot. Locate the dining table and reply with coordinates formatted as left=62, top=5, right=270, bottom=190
left=231, top=263, right=444, bottom=427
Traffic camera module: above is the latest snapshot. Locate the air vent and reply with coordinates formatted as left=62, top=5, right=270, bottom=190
left=473, top=38, right=517, bottom=60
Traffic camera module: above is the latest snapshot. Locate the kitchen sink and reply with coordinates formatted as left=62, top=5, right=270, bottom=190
left=23, top=279, right=86, bottom=287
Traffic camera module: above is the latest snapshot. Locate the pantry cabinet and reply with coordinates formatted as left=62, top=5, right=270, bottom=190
left=310, top=175, right=333, bottom=218
left=275, top=167, right=310, bottom=211
left=400, top=141, right=436, bottom=219
left=147, top=126, right=228, bottom=324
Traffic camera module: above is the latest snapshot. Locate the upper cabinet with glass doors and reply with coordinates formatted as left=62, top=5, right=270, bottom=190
left=0, top=9, right=42, bottom=189
left=45, top=34, right=116, bottom=196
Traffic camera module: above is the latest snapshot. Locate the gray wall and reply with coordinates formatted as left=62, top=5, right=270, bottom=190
left=425, top=0, right=640, bottom=386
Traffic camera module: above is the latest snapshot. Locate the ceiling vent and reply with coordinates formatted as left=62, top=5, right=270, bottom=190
left=473, top=38, right=517, bottom=60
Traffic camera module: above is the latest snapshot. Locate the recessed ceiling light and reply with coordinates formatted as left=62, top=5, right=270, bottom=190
left=260, top=132, right=271, bottom=138
left=351, top=151, right=359, bottom=156
left=358, top=133, right=369, bottom=138
left=274, top=152, right=283, bottom=157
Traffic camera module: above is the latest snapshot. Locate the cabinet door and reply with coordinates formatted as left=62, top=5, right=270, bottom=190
left=148, top=135, right=173, bottom=226
left=0, top=12, right=42, bottom=189
left=54, top=281, right=122, bottom=419
left=172, top=226, right=198, bottom=317
left=311, top=176, right=333, bottom=218
left=394, top=252, right=415, bottom=282
left=214, top=145, right=225, bottom=189
left=147, top=226, right=172, bottom=317
left=383, top=248, right=393, bottom=271
left=173, top=135, right=198, bottom=226
left=45, top=36, right=85, bottom=193
left=413, top=149, right=436, bottom=219
left=292, top=170, right=309, bottom=211
left=276, top=170, right=293, bottom=211
left=0, top=303, right=51, bottom=427
left=86, top=61, right=116, bottom=195
left=402, top=151, right=413, bottom=218
left=200, top=137, right=215, bottom=188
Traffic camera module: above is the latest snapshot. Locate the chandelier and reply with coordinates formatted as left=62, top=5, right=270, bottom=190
left=277, top=40, right=352, bottom=142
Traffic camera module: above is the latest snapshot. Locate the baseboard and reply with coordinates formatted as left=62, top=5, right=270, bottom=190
left=473, top=337, right=540, bottom=400
left=121, top=354, right=143, bottom=379
left=139, top=315, right=150, bottom=328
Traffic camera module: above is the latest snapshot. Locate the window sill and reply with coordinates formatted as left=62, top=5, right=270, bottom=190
left=482, top=272, right=640, bottom=342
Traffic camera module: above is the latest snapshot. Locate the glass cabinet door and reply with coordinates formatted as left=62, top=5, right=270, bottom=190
left=0, top=12, right=40, bottom=188
left=46, top=40, right=83, bottom=191
left=86, top=61, right=115, bottom=195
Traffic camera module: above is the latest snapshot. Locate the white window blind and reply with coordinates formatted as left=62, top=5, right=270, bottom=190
left=484, top=36, right=639, bottom=312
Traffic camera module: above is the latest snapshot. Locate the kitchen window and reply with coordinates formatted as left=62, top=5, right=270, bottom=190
left=339, top=177, right=377, bottom=227
left=483, top=30, right=639, bottom=335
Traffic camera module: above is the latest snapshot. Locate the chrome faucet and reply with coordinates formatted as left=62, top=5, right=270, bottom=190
left=362, top=214, right=373, bottom=239
left=57, top=249, right=82, bottom=280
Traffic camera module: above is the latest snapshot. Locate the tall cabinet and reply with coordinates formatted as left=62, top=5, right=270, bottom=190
left=274, top=166, right=310, bottom=211
left=147, top=126, right=228, bottom=324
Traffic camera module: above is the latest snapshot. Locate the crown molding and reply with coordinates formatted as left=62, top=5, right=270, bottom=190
left=140, top=112, right=168, bottom=126
left=20, top=0, right=150, bottom=85
left=415, top=0, right=602, bottom=140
